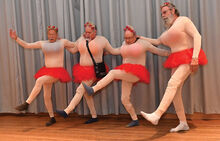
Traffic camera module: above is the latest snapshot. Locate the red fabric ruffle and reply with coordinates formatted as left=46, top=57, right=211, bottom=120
left=163, top=48, right=208, bottom=68
left=114, top=63, right=150, bottom=84
left=34, top=67, right=71, bottom=82
left=72, top=64, right=109, bottom=83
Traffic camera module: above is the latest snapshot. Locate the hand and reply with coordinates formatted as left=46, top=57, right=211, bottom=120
left=9, top=29, right=17, bottom=40
left=190, top=58, right=199, bottom=72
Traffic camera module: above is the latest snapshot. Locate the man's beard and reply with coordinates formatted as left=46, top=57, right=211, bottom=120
left=163, top=14, right=175, bottom=29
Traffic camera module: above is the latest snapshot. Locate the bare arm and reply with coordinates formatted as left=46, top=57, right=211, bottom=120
left=140, top=36, right=162, bottom=46
left=10, top=29, right=41, bottom=49
left=63, top=39, right=78, bottom=54
left=142, top=39, right=170, bottom=56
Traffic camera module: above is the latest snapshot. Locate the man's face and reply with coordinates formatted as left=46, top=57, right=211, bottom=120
left=47, top=30, right=58, bottom=43
left=161, top=6, right=175, bottom=29
left=124, top=31, right=136, bottom=45
left=84, top=26, right=96, bottom=40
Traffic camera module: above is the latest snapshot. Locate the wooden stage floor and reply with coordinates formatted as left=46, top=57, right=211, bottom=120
left=0, top=113, right=220, bottom=141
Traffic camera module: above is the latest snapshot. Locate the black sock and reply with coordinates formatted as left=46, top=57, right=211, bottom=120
left=84, top=117, right=98, bottom=124
left=82, top=82, right=94, bottom=95
left=56, top=110, right=68, bottom=118
left=15, top=102, right=29, bottom=111
left=46, top=117, right=56, bottom=126
left=126, top=120, right=139, bottom=127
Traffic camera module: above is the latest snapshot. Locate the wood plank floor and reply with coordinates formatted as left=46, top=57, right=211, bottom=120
left=0, top=113, right=220, bottom=141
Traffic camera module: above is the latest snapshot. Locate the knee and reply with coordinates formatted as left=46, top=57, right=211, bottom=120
left=76, top=86, right=85, bottom=94
left=35, top=78, right=44, bottom=88
left=108, top=70, right=117, bottom=77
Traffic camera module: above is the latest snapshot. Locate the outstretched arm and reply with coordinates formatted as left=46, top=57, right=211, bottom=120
left=10, top=29, right=41, bottom=49
left=63, top=39, right=78, bottom=54
left=142, top=39, right=170, bottom=56
left=104, top=38, right=120, bottom=55
left=140, top=36, right=161, bottom=46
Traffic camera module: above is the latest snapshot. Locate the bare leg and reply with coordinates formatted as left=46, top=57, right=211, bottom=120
left=141, top=64, right=191, bottom=125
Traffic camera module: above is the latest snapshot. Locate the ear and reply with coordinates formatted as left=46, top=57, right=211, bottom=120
left=171, top=8, right=175, bottom=15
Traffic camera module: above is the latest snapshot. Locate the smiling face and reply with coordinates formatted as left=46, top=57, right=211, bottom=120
left=47, top=30, right=58, bottom=43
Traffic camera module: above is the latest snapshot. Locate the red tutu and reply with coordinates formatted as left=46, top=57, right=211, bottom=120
left=163, top=48, right=208, bottom=68
left=34, top=67, right=72, bottom=82
left=114, top=63, right=150, bottom=84
left=72, top=64, right=109, bottom=83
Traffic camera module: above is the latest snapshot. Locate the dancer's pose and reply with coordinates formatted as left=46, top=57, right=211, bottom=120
left=56, top=22, right=120, bottom=124
left=140, top=2, right=208, bottom=132
left=10, top=26, right=76, bottom=126
left=82, top=25, right=170, bottom=127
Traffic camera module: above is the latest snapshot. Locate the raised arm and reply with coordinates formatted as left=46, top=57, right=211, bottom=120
left=10, top=29, right=41, bottom=49
left=63, top=39, right=78, bottom=54
left=142, top=39, right=170, bottom=57
left=103, top=38, right=120, bottom=55
left=140, top=36, right=162, bottom=46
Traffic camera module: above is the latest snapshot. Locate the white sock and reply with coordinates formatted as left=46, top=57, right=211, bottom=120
left=170, top=121, right=189, bottom=132
left=140, top=111, right=160, bottom=125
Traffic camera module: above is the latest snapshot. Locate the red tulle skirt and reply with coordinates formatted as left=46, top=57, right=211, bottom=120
left=72, top=64, right=109, bottom=83
left=34, top=67, right=72, bottom=82
left=114, top=63, right=150, bottom=84
left=163, top=48, right=208, bottom=68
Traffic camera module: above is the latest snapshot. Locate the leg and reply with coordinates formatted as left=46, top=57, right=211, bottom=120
left=83, top=80, right=99, bottom=123
left=170, top=83, right=189, bottom=132
left=83, top=70, right=138, bottom=95
left=56, top=80, right=94, bottom=118
left=121, top=81, right=139, bottom=127
left=141, top=64, right=191, bottom=125
left=43, top=83, right=54, bottom=117
left=43, top=83, right=57, bottom=126
left=15, top=76, right=58, bottom=111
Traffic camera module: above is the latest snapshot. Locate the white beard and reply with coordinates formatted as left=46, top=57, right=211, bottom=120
left=163, top=14, right=175, bottom=29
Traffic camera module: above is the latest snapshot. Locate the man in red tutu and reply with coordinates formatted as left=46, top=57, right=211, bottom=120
left=10, top=26, right=76, bottom=126
left=82, top=25, right=170, bottom=127
left=56, top=22, right=120, bottom=124
left=140, top=2, right=208, bottom=132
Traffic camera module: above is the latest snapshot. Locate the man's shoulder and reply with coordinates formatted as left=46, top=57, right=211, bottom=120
left=96, top=35, right=107, bottom=40
left=177, top=16, right=191, bottom=22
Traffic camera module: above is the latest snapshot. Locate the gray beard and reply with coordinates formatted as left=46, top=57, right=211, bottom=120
left=163, top=15, right=174, bottom=29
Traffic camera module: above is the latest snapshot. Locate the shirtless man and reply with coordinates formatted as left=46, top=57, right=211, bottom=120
left=140, top=2, right=208, bottom=132
left=10, top=26, right=76, bottom=126
left=56, top=22, right=120, bottom=124
left=82, top=25, right=170, bottom=127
